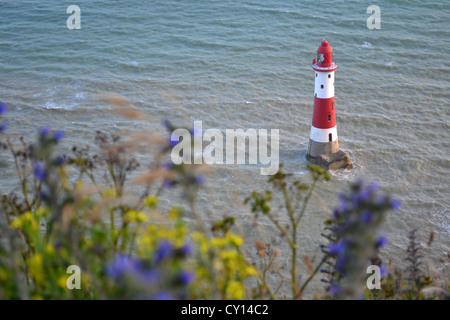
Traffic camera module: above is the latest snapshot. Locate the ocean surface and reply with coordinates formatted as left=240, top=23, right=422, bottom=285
left=1, top=1, right=449, bottom=296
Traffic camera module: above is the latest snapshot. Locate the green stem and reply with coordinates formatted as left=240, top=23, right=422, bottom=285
left=298, top=256, right=328, bottom=295
left=296, top=177, right=318, bottom=225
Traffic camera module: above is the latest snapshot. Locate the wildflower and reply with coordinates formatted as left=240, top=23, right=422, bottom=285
left=368, top=182, right=379, bottom=192
left=376, top=235, right=388, bottom=248
left=162, top=119, right=171, bottom=130
left=161, top=161, right=173, bottom=169
left=54, top=130, right=65, bottom=142
left=33, top=161, right=46, bottom=181
left=55, top=155, right=66, bottom=166
left=332, top=209, right=340, bottom=219
left=323, top=180, right=400, bottom=299
left=169, top=138, right=179, bottom=147
left=357, top=189, right=371, bottom=202
left=177, top=271, right=195, bottom=286
left=176, top=242, right=193, bottom=258
left=163, top=180, right=173, bottom=189
left=140, top=269, right=158, bottom=283
left=361, top=210, right=372, bottom=224
left=330, top=284, right=340, bottom=295
left=328, top=241, right=346, bottom=255
left=106, top=254, right=141, bottom=279
left=390, top=199, right=401, bottom=210
left=380, top=266, right=388, bottom=276
left=154, top=240, right=173, bottom=263
left=153, top=292, right=173, bottom=300
left=195, top=174, right=205, bottom=184
left=40, top=126, right=51, bottom=137
left=0, top=121, right=8, bottom=133
left=0, top=102, right=7, bottom=114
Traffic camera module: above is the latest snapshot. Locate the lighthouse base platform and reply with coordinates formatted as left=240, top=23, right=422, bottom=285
left=306, top=150, right=353, bottom=170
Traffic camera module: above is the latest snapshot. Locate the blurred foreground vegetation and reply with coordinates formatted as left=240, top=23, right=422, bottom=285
left=0, top=98, right=448, bottom=300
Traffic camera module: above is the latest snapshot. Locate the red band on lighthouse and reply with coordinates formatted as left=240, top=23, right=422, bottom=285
left=312, top=97, right=336, bottom=129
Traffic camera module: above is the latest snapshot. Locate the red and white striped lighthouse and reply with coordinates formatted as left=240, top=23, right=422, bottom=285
left=307, top=40, right=352, bottom=169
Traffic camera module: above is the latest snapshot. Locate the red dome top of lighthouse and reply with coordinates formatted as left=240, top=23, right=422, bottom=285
left=313, top=40, right=336, bottom=71
left=317, top=40, right=333, bottom=54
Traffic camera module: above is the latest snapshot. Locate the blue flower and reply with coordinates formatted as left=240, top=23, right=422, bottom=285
left=358, top=189, right=371, bottom=202
left=153, top=292, right=173, bottom=300
left=361, top=210, right=372, bottom=224
left=154, top=240, right=173, bottom=263
left=178, top=271, right=195, bottom=286
left=106, top=254, right=141, bottom=279
left=178, top=242, right=193, bottom=258
left=40, top=126, right=51, bottom=137
left=162, top=119, right=171, bottom=130
left=368, top=182, right=379, bottom=192
left=55, top=155, right=66, bottom=166
left=163, top=180, right=173, bottom=189
left=0, top=121, right=8, bottom=133
left=390, top=199, right=401, bottom=210
left=140, top=269, right=159, bottom=283
left=33, top=161, right=46, bottom=181
left=0, top=102, right=7, bottom=115
left=376, top=235, right=387, bottom=248
left=330, top=284, right=340, bottom=295
left=327, top=241, right=346, bottom=255
left=54, top=130, right=65, bottom=142
left=161, top=161, right=173, bottom=169
left=195, top=174, right=205, bottom=184
left=169, top=138, right=179, bottom=147
left=332, top=209, right=340, bottom=219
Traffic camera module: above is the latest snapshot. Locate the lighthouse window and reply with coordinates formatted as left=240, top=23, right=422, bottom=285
left=318, top=53, right=325, bottom=63
left=328, top=74, right=331, bottom=78
left=328, top=133, right=332, bottom=142
left=316, top=73, right=317, bottom=77
left=328, top=114, right=332, bottom=122
left=320, top=85, right=324, bottom=89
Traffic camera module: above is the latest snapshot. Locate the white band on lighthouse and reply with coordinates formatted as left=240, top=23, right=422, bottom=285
left=310, top=125, right=338, bottom=143
left=314, top=72, right=334, bottom=99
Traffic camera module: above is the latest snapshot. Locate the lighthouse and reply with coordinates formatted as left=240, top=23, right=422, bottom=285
left=306, top=40, right=352, bottom=170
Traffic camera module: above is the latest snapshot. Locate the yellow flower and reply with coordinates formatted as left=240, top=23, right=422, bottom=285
left=227, top=233, right=244, bottom=247
left=220, top=249, right=238, bottom=260
left=168, top=207, right=181, bottom=221
left=211, top=237, right=226, bottom=248
left=45, top=244, right=55, bottom=255
left=0, top=269, right=7, bottom=282
left=243, top=265, right=259, bottom=277
left=100, top=188, right=116, bottom=198
left=35, top=207, right=49, bottom=219
left=136, top=212, right=148, bottom=223
left=227, top=281, right=245, bottom=300
left=144, top=195, right=158, bottom=208
left=58, top=275, right=68, bottom=289
left=10, top=218, right=23, bottom=229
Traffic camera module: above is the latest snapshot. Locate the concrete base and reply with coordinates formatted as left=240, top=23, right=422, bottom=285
left=306, top=150, right=353, bottom=170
